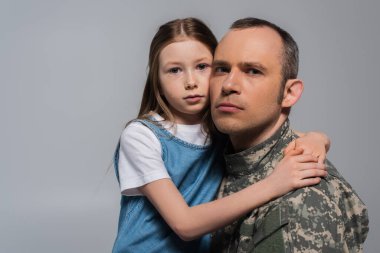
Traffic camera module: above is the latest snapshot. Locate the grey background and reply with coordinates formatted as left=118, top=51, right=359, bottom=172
left=1, top=0, right=379, bottom=252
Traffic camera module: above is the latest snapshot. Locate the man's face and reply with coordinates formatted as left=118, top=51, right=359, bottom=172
left=210, top=27, right=285, bottom=150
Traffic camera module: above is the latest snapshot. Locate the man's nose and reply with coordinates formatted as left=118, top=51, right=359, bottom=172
left=221, top=70, right=241, bottom=96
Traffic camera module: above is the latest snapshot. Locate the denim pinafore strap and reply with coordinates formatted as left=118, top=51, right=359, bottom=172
left=112, top=119, right=224, bottom=253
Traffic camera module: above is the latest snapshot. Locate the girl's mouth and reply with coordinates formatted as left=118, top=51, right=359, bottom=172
left=184, top=95, right=204, bottom=103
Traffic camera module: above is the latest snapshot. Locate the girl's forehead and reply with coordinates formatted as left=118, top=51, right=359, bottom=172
left=159, top=40, right=213, bottom=64
left=160, top=39, right=212, bottom=57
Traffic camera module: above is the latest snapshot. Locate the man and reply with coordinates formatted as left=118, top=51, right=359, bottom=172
left=210, top=18, right=369, bottom=253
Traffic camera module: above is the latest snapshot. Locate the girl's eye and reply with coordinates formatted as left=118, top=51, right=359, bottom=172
left=168, top=67, right=181, bottom=74
left=197, top=63, right=209, bottom=70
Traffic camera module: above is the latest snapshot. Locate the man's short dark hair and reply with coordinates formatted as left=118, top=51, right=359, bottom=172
left=231, top=18, right=299, bottom=90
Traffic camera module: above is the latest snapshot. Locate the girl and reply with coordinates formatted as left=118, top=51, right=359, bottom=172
left=112, top=18, right=329, bottom=253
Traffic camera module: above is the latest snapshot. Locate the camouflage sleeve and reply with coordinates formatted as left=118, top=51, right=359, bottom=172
left=234, top=187, right=357, bottom=253
left=326, top=161, right=369, bottom=250
left=284, top=187, right=346, bottom=252
left=284, top=183, right=367, bottom=253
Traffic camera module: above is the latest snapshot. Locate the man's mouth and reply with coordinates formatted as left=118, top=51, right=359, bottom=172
left=216, top=102, right=243, bottom=113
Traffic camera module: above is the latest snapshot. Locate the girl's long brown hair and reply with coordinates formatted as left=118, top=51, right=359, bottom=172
left=137, top=18, right=218, bottom=140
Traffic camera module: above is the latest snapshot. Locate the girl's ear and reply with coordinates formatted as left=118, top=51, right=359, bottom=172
left=281, top=79, right=304, bottom=108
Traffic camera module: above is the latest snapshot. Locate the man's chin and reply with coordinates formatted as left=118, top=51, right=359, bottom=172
left=213, top=119, right=242, bottom=135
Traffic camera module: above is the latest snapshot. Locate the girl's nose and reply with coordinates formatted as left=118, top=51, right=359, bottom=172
left=185, top=71, right=198, bottom=90
left=185, top=82, right=198, bottom=90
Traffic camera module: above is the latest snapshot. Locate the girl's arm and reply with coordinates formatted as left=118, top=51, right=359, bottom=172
left=285, top=131, right=330, bottom=163
left=139, top=148, right=326, bottom=241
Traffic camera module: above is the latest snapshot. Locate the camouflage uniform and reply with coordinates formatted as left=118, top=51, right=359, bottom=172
left=213, top=120, right=369, bottom=253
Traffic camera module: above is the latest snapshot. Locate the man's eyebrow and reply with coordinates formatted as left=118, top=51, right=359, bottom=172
left=212, top=60, right=230, bottom=67
left=239, top=62, right=267, bottom=72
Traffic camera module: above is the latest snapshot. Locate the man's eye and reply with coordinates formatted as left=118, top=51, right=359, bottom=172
left=247, top=68, right=261, bottom=75
left=168, top=67, right=181, bottom=74
left=197, top=63, right=209, bottom=70
left=214, top=66, right=229, bottom=73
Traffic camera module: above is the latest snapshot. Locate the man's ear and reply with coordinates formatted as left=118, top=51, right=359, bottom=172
left=281, top=79, right=304, bottom=108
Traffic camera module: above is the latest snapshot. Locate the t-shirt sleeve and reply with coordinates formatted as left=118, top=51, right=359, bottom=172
left=118, top=122, right=170, bottom=196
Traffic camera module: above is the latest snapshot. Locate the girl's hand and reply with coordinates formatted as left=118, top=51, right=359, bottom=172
left=284, top=131, right=330, bottom=164
left=266, top=148, right=327, bottom=199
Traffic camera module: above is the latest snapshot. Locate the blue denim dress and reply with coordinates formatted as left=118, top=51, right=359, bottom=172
left=112, top=119, right=224, bottom=253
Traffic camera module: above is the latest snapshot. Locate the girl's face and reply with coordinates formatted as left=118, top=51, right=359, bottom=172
left=158, top=39, right=213, bottom=124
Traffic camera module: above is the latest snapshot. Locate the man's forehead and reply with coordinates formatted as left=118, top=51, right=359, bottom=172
left=214, top=27, right=283, bottom=63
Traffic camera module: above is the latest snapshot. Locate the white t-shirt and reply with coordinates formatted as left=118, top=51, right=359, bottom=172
left=118, top=114, right=210, bottom=196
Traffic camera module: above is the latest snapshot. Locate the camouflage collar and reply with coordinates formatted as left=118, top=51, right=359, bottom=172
left=224, top=119, right=291, bottom=177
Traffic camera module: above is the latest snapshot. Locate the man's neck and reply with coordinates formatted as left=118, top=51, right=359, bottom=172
left=230, top=115, right=288, bottom=153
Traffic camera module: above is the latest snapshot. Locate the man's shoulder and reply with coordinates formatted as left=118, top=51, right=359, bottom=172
left=285, top=159, right=355, bottom=204
left=281, top=158, right=367, bottom=222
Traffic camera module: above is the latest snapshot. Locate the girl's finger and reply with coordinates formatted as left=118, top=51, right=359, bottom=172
left=297, top=177, right=322, bottom=187
left=296, top=162, right=326, bottom=171
left=299, top=168, right=327, bottom=178
left=318, top=153, right=326, bottom=164
left=292, top=154, right=319, bottom=163
left=284, top=140, right=296, bottom=155
left=284, top=147, right=303, bottom=157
